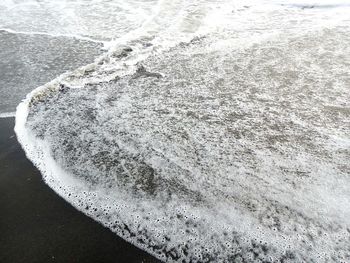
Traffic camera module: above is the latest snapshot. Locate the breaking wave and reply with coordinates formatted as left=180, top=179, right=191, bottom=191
left=14, top=0, right=350, bottom=262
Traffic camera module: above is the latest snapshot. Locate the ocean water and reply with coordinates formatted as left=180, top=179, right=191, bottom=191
left=0, top=30, right=103, bottom=113
left=2, top=0, right=349, bottom=262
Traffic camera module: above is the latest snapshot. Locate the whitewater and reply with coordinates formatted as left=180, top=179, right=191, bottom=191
left=2, top=0, right=349, bottom=261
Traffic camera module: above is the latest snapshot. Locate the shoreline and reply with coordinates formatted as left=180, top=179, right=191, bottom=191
left=0, top=117, right=160, bottom=263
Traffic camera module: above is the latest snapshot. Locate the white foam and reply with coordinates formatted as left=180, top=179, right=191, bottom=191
left=271, top=0, right=350, bottom=6
left=0, top=27, right=107, bottom=46
left=0, top=112, right=15, bottom=118
left=0, top=0, right=158, bottom=41
left=14, top=1, right=350, bottom=262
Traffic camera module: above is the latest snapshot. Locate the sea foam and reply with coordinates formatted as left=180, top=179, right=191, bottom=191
left=15, top=1, right=350, bottom=262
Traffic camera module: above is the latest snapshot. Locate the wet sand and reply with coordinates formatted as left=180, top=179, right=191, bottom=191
left=0, top=117, right=160, bottom=263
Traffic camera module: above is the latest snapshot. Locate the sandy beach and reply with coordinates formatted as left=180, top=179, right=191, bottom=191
left=1, top=1, right=349, bottom=261
left=0, top=117, right=159, bottom=263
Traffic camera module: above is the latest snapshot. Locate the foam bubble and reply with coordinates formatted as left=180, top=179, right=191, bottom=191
left=15, top=1, right=350, bottom=262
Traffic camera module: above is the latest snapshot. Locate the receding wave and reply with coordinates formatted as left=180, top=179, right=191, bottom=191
left=15, top=1, right=350, bottom=262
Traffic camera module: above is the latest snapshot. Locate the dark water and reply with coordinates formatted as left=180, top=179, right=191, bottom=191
left=0, top=30, right=102, bottom=113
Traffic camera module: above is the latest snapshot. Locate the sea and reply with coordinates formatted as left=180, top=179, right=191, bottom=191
left=1, top=0, right=350, bottom=262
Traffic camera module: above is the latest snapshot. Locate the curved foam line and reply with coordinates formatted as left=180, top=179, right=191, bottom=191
left=16, top=2, right=350, bottom=261
left=0, top=27, right=108, bottom=46
left=14, top=77, right=166, bottom=263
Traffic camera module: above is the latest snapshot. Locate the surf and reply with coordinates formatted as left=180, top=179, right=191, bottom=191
left=13, top=1, right=350, bottom=262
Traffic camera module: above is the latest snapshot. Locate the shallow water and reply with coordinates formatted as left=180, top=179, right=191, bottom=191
left=0, top=0, right=156, bottom=41
left=0, top=30, right=102, bottom=113
left=8, top=0, right=350, bottom=262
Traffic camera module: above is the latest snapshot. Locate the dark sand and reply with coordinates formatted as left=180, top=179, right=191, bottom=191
left=0, top=117, right=160, bottom=263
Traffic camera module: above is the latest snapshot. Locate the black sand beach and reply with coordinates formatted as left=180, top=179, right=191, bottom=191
left=0, top=117, right=160, bottom=263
